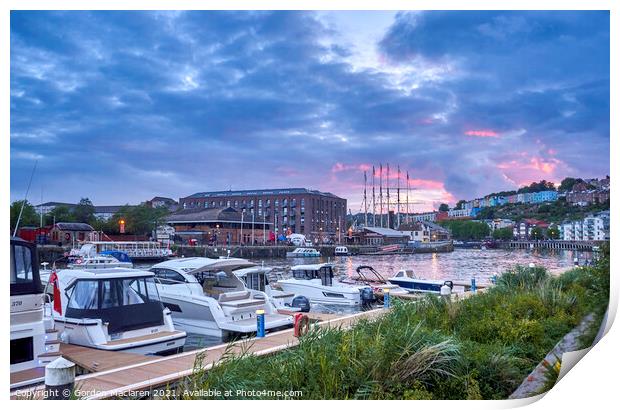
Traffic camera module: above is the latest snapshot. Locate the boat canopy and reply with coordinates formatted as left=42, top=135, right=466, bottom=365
left=10, top=237, right=43, bottom=296
left=64, top=275, right=164, bottom=334
left=100, top=250, right=132, bottom=263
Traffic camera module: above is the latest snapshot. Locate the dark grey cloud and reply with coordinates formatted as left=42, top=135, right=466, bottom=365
left=10, top=11, right=609, bottom=210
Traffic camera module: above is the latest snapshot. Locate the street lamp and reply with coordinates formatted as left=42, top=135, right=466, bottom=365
left=251, top=210, right=255, bottom=245
left=240, top=210, right=245, bottom=245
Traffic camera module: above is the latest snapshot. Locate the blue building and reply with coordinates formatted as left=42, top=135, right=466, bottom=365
left=531, top=190, right=558, bottom=203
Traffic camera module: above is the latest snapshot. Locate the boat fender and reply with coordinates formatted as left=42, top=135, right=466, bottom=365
left=440, top=284, right=452, bottom=297
left=293, top=313, right=310, bottom=338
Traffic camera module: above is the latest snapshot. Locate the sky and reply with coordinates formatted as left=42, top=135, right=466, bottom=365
left=10, top=10, right=610, bottom=212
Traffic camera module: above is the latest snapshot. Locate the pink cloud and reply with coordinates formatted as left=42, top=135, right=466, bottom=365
left=497, top=155, right=566, bottom=186
left=331, top=162, right=371, bottom=173
left=465, top=129, right=499, bottom=138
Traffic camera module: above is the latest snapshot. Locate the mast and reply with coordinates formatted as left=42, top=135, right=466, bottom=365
left=363, top=170, right=368, bottom=227
left=406, top=171, right=410, bottom=224
left=386, top=163, right=390, bottom=229
left=372, top=166, right=376, bottom=227
left=379, top=164, right=383, bottom=228
left=396, top=165, right=400, bottom=229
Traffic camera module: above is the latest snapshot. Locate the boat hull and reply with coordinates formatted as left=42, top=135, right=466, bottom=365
left=387, top=278, right=444, bottom=294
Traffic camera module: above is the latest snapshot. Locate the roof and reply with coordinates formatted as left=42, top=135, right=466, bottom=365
left=421, top=221, right=450, bottom=232
left=35, top=202, right=76, bottom=208
left=166, top=207, right=270, bottom=224
left=184, top=188, right=342, bottom=200
left=152, top=257, right=256, bottom=274
left=94, top=205, right=124, bottom=214
left=363, top=227, right=410, bottom=237
left=54, top=222, right=94, bottom=231
left=56, top=268, right=155, bottom=285
left=151, top=196, right=177, bottom=203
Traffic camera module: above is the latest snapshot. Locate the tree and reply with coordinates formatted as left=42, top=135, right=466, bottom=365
left=558, top=177, right=581, bottom=192
left=492, top=227, right=513, bottom=240
left=438, top=203, right=449, bottom=212
left=74, top=198, right=96, bottom=223
left=113, top=204, right=170, bottom=236
left=46, top=205, right=75, bottom=225
left=547, top=225, right=560, bottom=240
left=440, top=220, right=490, bottom=240
left=476, top=207, right=495, bottom=220
left=10, top=200, right=39, bottom=232
left=455, top=200, right=466, bottom=210
left=530, top=226, right=544, bottom=240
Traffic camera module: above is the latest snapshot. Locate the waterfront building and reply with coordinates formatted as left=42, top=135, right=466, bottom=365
left=485, top=218, right=515, bottom=231
left=447, top=208, right=471, bottom=219
left=49, top=222, right=96, bottom=246
left=512, top=219, right=549, bottom=240
left=34, top=201, right=76, bottom=215
left=410, top=212, right=437, bottom=222
left=166, top=206, right=272, bottom=245
left=147, top=196, right=179, bottom=211
left=561, top=217, right=605, bottom=241
left=93, top=205, right=124, bottom=221
left=399, top=222, right=431, bottom=242
left=531, top=190, right=558, bottom=203
left=179, top=188, right=346, bottom=241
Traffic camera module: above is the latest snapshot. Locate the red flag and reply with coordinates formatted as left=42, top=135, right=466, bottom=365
left=49, top=270, right=62, bottom=315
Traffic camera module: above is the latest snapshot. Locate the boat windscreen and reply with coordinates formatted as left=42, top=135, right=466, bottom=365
left=65, top=277, right=164, bottom=333
left=10, top=240, right=42, bottom=296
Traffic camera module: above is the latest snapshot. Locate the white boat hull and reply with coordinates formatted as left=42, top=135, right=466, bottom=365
left=277, top=279, right=365, bottom=306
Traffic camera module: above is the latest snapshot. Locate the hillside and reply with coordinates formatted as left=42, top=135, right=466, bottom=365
left=474, top=198, right=609, bottom=224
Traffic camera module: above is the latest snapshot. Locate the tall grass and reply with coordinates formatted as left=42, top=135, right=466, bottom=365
left=173, top=248, right=609, bottom=400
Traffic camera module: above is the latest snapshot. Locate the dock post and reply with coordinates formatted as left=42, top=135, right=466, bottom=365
left=471, top=278, right=477, bottom=293
left=44, top=357, right=75, bottom=400
left=383, top=288, right=391, bottom=309
left=256, top=309, right=265, bottom=338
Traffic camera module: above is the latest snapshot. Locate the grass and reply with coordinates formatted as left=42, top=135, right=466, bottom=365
left=169, top=245, right=609, bottom=400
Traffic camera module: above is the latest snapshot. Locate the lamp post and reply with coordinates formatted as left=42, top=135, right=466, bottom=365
left=251, top=211, right=255, bottom=245
left=240, top=210, right=245, bottom=245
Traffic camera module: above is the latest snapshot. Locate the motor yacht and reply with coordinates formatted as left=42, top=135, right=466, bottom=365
left=10, top=238, right=61, bottom=389
left=234, top=266, right=308, bottom=312
left=387, top=269, right=454, bottom=294
left=149, top=258, right=294, bottom=340
left=67, top=254, right=133, bottom=270
left=277, top=263, right=375, bottom=306
left=286, top=248, right=321, bottom=258
left=340, top=265, right=406, bottom=299
left=42, top=268, right=186, bottom=355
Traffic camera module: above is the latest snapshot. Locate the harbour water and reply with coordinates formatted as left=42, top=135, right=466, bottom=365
left=137, top=248, right=590, bottom=351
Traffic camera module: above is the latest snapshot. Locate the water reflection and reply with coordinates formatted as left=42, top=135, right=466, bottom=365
left=258, top=248, right=589, bottom=282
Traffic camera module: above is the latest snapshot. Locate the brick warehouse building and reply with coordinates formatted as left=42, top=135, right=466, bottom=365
left=179, top=188, right=347, bottom=242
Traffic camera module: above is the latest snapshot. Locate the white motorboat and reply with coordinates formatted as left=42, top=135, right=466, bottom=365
left=234, top=266, right=308, bottom=312
left=149, top=258, right=294, bottom=340
left=11, top=238, right=61, bottom=389
left=334, top=246, right=349, bottom=256
left=42, top=268, right=186, bottom=355
left=387, top=269, right=454, bottom=294
left=277, top=263, right=375, bottom=306
left=286, top=248, right=321, bottom=258
left=67, top=255, right=133, bottom=270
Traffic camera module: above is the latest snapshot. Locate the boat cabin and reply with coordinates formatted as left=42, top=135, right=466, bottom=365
left=56, top=269, right=166, bottom=335
left=10, top=237, right=42, bottom=296
left=290, top=264, right=335, bottom=286
left=393, top=269, right=415, bottom=279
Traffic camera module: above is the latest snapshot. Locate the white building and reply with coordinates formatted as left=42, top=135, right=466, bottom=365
left=562, top=217, right=605, bottom=241
left=411, top=212, right=437, bottom=222
left=448, top=208, right=470, bottom=218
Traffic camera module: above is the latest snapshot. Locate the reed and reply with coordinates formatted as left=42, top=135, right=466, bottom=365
left=174, top=248, right=609, bottom=400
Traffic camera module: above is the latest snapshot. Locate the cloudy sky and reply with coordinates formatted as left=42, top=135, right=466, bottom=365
left=10, top=11, right=609, bottom=212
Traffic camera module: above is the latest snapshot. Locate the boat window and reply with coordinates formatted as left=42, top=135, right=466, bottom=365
left=152, top=268, right=186, bottom=284
left=68, top=280, right=99, bottom=310
left=319, top=267, right=333, bottom=286
left=11, top=244, right=33, bottom=284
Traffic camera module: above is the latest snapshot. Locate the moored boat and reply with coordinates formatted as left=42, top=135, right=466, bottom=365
left=277, top=263, right=375, bottom=306
left=286, top=247, right=321, bottom=258
left=387, top=269, right=454, bottom=294
left=42, top=268, right=186, bottom=355
left=150, top=258, right=294, bottom=340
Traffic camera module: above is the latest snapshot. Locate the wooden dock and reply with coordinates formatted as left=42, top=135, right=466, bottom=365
left=12, top=308, right=388, bottom=400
